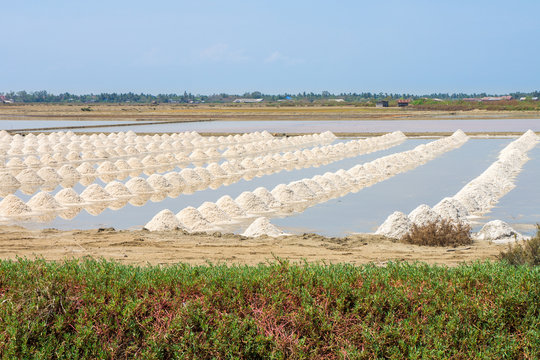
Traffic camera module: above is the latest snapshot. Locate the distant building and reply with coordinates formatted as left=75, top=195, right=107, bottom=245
left=481, top=96, right=512, bottom=101
left=376, top=100, right=389, bottom=108
left=329, top=99, right=345, bottom=102
left=233, top=98, right=263, bottom=103
left=532, top=97, right=539, bottom=101
left=397, top=99, right=411, bottom=107
left=520, top=97, right=527, bottom=101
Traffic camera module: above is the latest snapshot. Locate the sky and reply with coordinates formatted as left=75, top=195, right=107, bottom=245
left=1, top=0, right=539, bottom=95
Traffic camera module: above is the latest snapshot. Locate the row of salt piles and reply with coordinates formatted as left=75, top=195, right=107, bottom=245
left=376, top=130, right=538, bottom=242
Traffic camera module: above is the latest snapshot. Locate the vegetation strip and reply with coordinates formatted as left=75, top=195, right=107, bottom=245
left=0, top=259, right=538, bottom=358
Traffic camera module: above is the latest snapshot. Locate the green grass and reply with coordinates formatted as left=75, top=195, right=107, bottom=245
left=499, top=226, right=540, bottom=266
left=0, top=259, right=538, bottom=359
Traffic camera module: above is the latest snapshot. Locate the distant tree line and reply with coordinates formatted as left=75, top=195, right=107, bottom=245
left=1, top=90, right=539, bottom=104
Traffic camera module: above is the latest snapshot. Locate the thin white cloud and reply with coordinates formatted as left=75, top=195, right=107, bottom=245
left=264, top=51, right=304, bottom=65
left=198, top=43, right=250, bottom=63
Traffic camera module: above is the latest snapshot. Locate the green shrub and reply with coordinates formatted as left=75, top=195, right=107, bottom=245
left=499, top=226, right=540, bottom=266
left=401, top=219, right=473, bottom=247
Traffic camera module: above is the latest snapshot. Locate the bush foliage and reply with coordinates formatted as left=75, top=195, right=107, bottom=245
left=499, top=226, right=540, bottom=266
left=0, top=259, right=538, bottom=359
left=401, top=219, right=473, bottom=247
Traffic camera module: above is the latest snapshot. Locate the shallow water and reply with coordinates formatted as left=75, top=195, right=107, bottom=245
left=9, top=138, right=539, bottom=237
left=3, top=118, right=540, bottom=133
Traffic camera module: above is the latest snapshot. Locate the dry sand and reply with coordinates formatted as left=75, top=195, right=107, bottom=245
left=0, top=226, right=504, bottom=266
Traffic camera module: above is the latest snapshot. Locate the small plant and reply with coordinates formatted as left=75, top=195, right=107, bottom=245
left=498, top=225, right=540, bottom=266
left=80, top=106, right=92, bottom=111
left=401, top=219, right=472, bottom=247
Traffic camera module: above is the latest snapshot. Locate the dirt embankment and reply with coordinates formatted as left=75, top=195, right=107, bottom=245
left=0, top=226, right=505, bottom=266
left=1, top=103, right=539, bottom=121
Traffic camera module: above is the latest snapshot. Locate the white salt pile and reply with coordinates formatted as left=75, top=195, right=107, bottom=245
left=57, top=165, right=81, bottom=179
left=144, top=209, right=183, bottom=231
left=375, top=211, right=412, bottom=239
left=163, top=172, right=186, bottom=190
left=252, top=187, right=282, bottom=208
left=271, top=184, right=303, bottom=204
left=194, top=167, right=213, bottom=183
left=206, top=163, right=228, bottom=178
left=235, top=192, right=270, bottom=213
left=97, top=161, right=119, bottom=174
left=0, top=194, right=32, bottom=216
left=176, top=207, right=210, bottom=232
left=146, top=174, right=173, bottom=192
left=179, top=169, right=203, bottom=185
left=27, top=192, right=63, bottom=211
left=0, top=173, right=21, bottom=188
left=287, top=180, right=317, bottom=200
left=126, top=177, right=155, bottom=194
left=408, top=204, right=441, bottom=226
left=197, top=202, right=232, bottom=224
left=80, top=184, right=114, bottom=202
left=36, top=167, right=62, bottom=183
left=474, top=220, right=525, bottom=244
left=55, top=188, right=85, bottom=205
left=16, top=169, right=44, bottom=184
left=127, top=158, right=144, bottom=169
left=241, top=217, right=288, bottom=238
left=432, top=197, right=469, bottom=224
left=104, top=181, right=133, bottom=198
left=76, top=163, right=97, bottom=176
left=216, top=195, right=249, bottom=218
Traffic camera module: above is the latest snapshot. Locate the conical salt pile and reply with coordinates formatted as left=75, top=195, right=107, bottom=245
left=197, top=202, right=232, bottom=224
left=179, top=168, right=203, bottom=185
left=241, top=217, right=288, bottom=238
left=36, top=167, right=62, bottom=183
left=206, top=163, right=228, bottom=178
left=144, top=209, right=183, bottom=231
left=80, top=184, right=114, bottom=202
left=235, top=192, right=270, bottom=213
left=432, top=197, right=469, bottom=223
left=146, top=174, right=173, bottom=192
left=216, top=195, right=248, bottom=218
left=57, top=165, right=81, bottom=179
left=163, top=172, right=186, bottom=190
left=104, top=181, right=133, bottom=198
left=0, top=194, right=32, bottom=216
left=55, top=188, right=85, bottom=205
left=97, top=161, right=119, bottom=174
left=408, top=204, right=441, bottom=226
left=375, top=211, right=412, bottom=239
left=252, top=187, right=282, bottom=208
left=76, top=162, right=97, bottom=176
left=27, top=191, right=63, bottom=211
left=176, top=207, right=210, bottom=232
left=287, top=180, right=317, bottom=200
left=16, top=169, right=44, bottom=184
left=126, top=177, right=155, bottom=194
left=0, top=173, right=21, bottom=188
left=474, top=220, right=525, bottom=244
left=271, top=184, right=303, bottom=204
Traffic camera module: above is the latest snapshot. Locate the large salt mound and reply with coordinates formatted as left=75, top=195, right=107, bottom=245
left=104, top=181, right=133, bottom=198
left=216, top=195, right=248, bottom=218
left=271, top=184, right=303, bottom=204
left=408, top=204, right=441, bottom=226
left=179, top=168, right=203, bottom=185
left=36, top=167, right=62, bottom=183
left=80, top=184, right=114, bottom=202
left=97, top=161, right=119, bottom=174
left=287, top=180, right=317, bottom=200
left=176, top=207, right=210, bottom=232
left=76, top=163, right=97, bottom=176
left=0, top=194, right=32, bottom=216
left=252, top=187, right=282, bottom=208
left=206, top=163, right=228, bottom=178
left=27, top=192, right=63, bottom=211
left=198, top=202, right=232, bottom=224
left=242, top=217, right=288, bottom=238
left=375, top=211, right=411, bottom=239
left=144, top=209, right=183, bottom=231
left=163, top=172, right=186, bottom=189
left=474, top=220, right=525, bottom=244
left=0, top=173, right=21, bottom=188
left=432, top=197, right=469, bottom=223
left=126, top=177, right=155, bottom=194
left=16, top=169, right=44, bottom=184
left=235, top=192, right=270, bottom=213
left=146, top=174, right=173, bottom=191
left=57, top=165, right=80, bottom=179
left=55, top=188, right=85, bottom=205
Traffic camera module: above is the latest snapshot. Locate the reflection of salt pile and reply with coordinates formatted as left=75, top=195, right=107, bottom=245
left=408, top=204, right=441, bottom=226
left=198, top=202, right=232, bottom=224
left=242, top=217, right=288, bottom=238
left=0, top=194, right=32, bottom=216
left=375, top=211, right=411, bottom=239
left=235, top=192, right=270, bottom=213
left=27, top=192, right=63, bottom=211
left=80, top=184, right=114, bottom=202
left=55, top=188, right=85, bottom=206
left=474, top=220, right=525, bottom=244
left=144, top=209, right=183, bottom=231
left=216, top=195, right=248, bottom=218
left=176, top=207, right=210, bottom=232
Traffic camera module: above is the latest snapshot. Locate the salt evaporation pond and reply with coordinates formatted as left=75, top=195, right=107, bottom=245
left=8, top=119, right=540, bottom=133
left=8, top=138, right=539, bottom=237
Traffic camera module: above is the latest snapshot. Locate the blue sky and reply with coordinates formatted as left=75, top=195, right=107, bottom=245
left=2, top=0, right=539, bottom=95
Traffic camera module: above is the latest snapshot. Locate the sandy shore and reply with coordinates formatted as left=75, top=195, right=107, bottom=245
left=0, top=226, right=505, bottom=266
